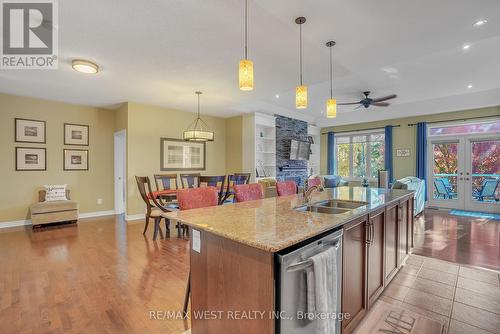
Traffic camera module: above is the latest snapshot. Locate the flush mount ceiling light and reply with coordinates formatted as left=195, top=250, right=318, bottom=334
left=295, top=17, right=307, bottom=109
left=467, top=84, right=473, bottom=89
left=473, top=19, right=488, bottom=27
left=463, top=44, right=471, bottom=50
left=72, top=59, right=99, bottom=74
left=238, top=0, right=254, bottom=91
left=183, top=91, right=214, bottom=142
left=326, top=41, right=337, bottom=119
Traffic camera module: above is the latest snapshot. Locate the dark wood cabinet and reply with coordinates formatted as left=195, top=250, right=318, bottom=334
left=367, top=208, right=385, bottom=308
left=342, top=215, right=368, bottom=334
left=398, top=199, right=409, bottom=266
left=384, top=202, right=399, bottom=284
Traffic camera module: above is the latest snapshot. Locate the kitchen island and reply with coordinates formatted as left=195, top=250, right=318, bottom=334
left=165, top=187, right=415, bottom=334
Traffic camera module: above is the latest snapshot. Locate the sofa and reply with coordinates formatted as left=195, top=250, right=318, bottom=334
left=30, top=189, right=79, bottom=226
left=392, top=177, right=425, bottom=216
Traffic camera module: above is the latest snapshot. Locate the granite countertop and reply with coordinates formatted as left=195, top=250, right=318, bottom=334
left=164, top=187, right=414, bottom=253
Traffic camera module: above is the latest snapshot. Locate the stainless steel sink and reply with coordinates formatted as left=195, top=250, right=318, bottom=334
left=295, top=205, right=351, bottom=215
left=313, top=199, right=368, bottom=210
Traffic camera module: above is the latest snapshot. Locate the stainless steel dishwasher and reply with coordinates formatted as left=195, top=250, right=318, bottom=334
left=276, top=228, right=343, bottom=334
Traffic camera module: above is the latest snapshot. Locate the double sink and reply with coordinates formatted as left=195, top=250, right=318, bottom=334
left=295, top=199, right=368, bottom=215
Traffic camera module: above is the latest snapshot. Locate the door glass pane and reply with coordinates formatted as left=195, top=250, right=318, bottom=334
left=336, top=143, right=350, bottom=177
left=432, top=143, right=458, bottom=200
left=353, top=140, right=367, bottom=177
left=370, top=139, right=385, bottom=177
left=471, top=140, right=500, bottom=203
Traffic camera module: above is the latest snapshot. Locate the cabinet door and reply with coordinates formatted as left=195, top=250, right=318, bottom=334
left=398, top=200, right=409, bottom=266
left=385, top=204, right=398, bottom=284
left=367, top=210, right=385, bottom=308
left=342, top=216, right=368, bottom=334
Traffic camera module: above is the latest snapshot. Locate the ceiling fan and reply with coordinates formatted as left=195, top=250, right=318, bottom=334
left=338, top=91, right=397, bottom=109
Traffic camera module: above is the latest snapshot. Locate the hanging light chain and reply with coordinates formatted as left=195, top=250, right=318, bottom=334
left=299, top=23, right=303, bottom=85
left=244, top=0, right=248, bottom=59
left=329, top=45, right=333, bottom=98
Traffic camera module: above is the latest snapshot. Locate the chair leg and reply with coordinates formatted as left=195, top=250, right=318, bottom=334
left=153, top=217, right=161, bottom=240
left=183, top=270, right=191, bottom=317
left=165, top=218, right=170, bottom=233
left=143, top=214, right=150, bottom=235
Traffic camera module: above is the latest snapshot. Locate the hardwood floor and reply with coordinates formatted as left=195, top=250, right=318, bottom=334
left=0, top=215, right=191, bottom=334
left=0, top=209, right=498, bottom=333
left=413, top=209, right=500, bottom=271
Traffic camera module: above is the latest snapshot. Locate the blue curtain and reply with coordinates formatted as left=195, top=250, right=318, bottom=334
left=416, top=122, right=427, bottom=200
left=327, top=132, right=335, bottom=175
left=384, top=126, right=393, bottom=183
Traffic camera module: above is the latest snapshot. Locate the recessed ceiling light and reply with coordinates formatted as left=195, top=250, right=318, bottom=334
left=275, top=94, right=280, bottom=99
left=467, top=84, right=473, bottom=89
left=72, top=59, right=99, bottom=74
left=473, top=19, right=487, bottom=27
left=462, top=44, right=471, bottom=50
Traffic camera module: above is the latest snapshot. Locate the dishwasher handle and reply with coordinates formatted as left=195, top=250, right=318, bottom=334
left=286, top=240, right=341, bottom=272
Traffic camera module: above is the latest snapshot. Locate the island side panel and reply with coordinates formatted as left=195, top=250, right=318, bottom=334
left=190, top=229, right=275, bottom=334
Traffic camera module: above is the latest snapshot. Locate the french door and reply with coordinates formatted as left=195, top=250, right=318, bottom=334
left=428, top=134, right=499, bottom=213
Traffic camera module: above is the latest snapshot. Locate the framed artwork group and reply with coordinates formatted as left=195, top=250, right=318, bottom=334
left=14, top=118, right=90, bottom=171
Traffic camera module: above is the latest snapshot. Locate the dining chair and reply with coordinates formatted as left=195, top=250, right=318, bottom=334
left=276, top=180, right=298, bottom=196
left=307, top=177, right=322, bottom=188
left=199, top=175, right=226, bottom=204
left=154, top=174, right=179, bottom=205
left=433, top=178, right=456, bottom=199
left=224, top=173, right=252, bottom=202
left=234, top=183, right=264, bottom=202
left=180, top=173, right=201, bottom=189
left=176, top=186, right=220, bottom=316
left=135, top=176, right=174, bottom=239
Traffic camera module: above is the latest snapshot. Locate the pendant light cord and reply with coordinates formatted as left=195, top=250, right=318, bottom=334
left=299, top=23, right=303, bottom=85
left=244, top=0, right=248, bottom=59
left=197, top=93, right=200, bottom=119
left=329, top=46, right=333, bottom=98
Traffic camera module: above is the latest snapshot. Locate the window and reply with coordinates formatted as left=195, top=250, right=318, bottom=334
left=335, top=131, right=385, bottom=178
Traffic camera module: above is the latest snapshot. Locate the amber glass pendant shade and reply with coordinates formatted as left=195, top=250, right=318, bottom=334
left=239, top=59, right=254, bottom=91
left=296, top=85, right=308, bottom=109
left=327, top=98, right=337, bottom=118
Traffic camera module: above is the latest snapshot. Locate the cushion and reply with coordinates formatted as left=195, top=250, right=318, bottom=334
left=31, top=200, right=79, bottom=214
left=324, top=176, right=341, bottom=188
left=44, top=185, right=68, bottom=201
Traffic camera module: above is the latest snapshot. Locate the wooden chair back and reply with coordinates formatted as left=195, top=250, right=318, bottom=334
left=200, top=175, right=226, bottom=204
left=180, top=173, right=201, bottom=189
left=154, top=174, right=179, bottom=191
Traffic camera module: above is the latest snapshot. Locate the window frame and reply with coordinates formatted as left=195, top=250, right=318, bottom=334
left=334, top=129, right=385, bottom=181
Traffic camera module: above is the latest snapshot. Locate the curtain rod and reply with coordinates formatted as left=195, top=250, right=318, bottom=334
left=407, top=115, right=498, bottom=126
left=321, top=124, right=400, bottom=135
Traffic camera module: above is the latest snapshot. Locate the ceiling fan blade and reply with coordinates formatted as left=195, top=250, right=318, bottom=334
left=354, top=104, right=363, bottom=110
left=371, top=102, right=390, bottom=107
left=338, top=102, right=361, bottom=105
left=372, top=94, right=397, bottom=102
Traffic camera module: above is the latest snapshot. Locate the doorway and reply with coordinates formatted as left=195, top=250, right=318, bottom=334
left=427, top=121, right=499, bottom=213
left=114, top=130, right=126, bottom=215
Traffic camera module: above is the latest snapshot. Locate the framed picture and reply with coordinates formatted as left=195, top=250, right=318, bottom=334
left=64, top=123, right=89, bottom=146
left=15, top=118, right=46, bottom=143
left=396, top=149, right=411, bottom=157
left=64, top=149, right=89, bottom=171
left=160, top=138, right=205, bottom=171
left=16, top=147, right=46, bottom=171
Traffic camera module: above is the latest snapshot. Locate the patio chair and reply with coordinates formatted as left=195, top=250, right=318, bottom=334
left=473, top=178, right=500, bottom=202
left=434, top=178, right=456, bottom=199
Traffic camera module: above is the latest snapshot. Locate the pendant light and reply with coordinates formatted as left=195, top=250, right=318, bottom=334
left=326, top=41, right=337, bottom=118
left=183, top=92, right=214, bottom=142
left=295, top=17, right=307, bottom=109
left=239, top=0, right=254, bottom=91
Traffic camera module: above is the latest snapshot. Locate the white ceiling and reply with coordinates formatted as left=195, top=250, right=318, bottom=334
left=1, top=0, right=499, bottom=126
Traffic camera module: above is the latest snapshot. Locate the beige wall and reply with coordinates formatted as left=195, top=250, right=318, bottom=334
left=320, top=106, right=500, bottom=179
left=225, top=116, right=243, bottom=173
left=0, top=93, right=115, bottom=223
left=125, top=102, right=227, bottom=216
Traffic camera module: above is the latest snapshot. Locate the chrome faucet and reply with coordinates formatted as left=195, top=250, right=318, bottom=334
left=303, top=185, right=320, bottom=205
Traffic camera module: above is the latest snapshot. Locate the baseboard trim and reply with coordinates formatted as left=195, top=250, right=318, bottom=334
left=0, top=210, right=117, bottom=229
left=79, top=210, right=116, bottom=219
left=125, top=213, right=145, bottom=221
